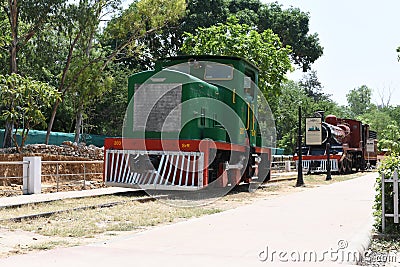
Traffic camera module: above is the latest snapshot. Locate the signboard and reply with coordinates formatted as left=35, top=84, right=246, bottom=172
left=366, top=139, right=375, bottom=153
left=306, top=117, right=322, bottom=145
left=133, top=83, right=182, bottom=133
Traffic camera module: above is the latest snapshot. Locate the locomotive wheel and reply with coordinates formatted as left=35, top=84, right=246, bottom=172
left=342, top=159, right=353, bottom=174
left=345, top=160, right=350, bottom=174
left=339, top=161, right=346, bottom=174
left=347, top=160, right=353, bottom=174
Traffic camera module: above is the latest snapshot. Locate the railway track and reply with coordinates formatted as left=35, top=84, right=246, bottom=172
left=0, top=192, right=166, bottom=222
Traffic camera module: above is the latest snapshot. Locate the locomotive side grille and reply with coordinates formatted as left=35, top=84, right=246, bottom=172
left=369, top=130, right=377, bottom=139
left=105, top=150, right=204, bottom=190
left=133, top=83, right=182, bottom=133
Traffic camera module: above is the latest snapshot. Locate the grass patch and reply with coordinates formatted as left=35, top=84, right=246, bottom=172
left=370, top=235, right=400, bottom=252
left=28, top=240, right=76, bottom=251
left=0, top=195, right=143, bottom=220
left=0, top=200, right=222, bottom=238
left=302, top=171, right=372, bottom=186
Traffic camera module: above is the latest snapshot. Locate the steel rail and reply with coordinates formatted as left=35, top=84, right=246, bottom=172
left=1, top=194, right=166, bottom=222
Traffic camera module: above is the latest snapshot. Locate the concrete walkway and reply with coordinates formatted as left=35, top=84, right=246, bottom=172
left=0, top=187, right=138, bottom=208
left=0, top=173, right=377, bottom=266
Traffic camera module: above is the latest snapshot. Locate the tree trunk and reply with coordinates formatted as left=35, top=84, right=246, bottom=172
left=74, top=105, right=83, bottom=143
left=45, top=98, right=61, bottom=144
left=9, top=0, right=18, bottom=74
left=2, top=0, right=19, bottom=148
left=2, top=122, right=13, bottom=148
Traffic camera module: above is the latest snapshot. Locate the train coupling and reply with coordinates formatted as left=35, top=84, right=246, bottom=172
left=222, top=161, right=244, bottom=171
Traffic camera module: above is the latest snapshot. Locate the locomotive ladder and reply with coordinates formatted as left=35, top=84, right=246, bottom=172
left=105, top=150, right=204, bottom=190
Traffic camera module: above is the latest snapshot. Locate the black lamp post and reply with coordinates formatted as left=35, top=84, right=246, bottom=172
left=326, top=142, right=332, bottom=180
left=296, top=106, right=304, bottom=187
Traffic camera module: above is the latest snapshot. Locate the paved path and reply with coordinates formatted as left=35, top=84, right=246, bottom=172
left=0, top=173, right=377, bottom=266
left=0, top=187, right=138, bottom=208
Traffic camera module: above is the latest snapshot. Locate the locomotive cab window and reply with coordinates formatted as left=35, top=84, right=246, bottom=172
left=204, top=63, right=234, bottom=80
left=244, top=70, right=255, bottom=102
left=244, top=77, right=254, bottom=102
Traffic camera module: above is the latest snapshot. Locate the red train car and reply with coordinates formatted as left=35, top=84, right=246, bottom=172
left=293, top=114, right=377, bottom=174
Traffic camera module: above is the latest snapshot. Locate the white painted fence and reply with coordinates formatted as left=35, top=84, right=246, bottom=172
left=1, top=157, right=103, bottom=195
left=381, top=170, right=400, bottom=233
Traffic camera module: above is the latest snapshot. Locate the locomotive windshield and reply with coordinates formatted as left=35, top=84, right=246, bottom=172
left=204, top=63, right=234, bottom=80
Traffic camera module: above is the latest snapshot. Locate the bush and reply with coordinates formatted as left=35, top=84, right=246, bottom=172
left=375, top=154, right=400, bottom=234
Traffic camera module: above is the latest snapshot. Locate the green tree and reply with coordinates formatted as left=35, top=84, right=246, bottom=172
left=0, top=73, right=60, bottom=151
left=115, top=0, right=323, bottom=72
left=299, top=70, right=330, bottom=101
left=0, top=11, right=9, bottom=62
left=0, top=0, right=65, bottom=74
left=89, top=65, right=130, bottom=136
left=227, top=0, right=261, bottom=26
left=258, top=2, right=323, bottom=72
left=387, top=105, right=400, bottom=124
left=357, top=108, right=393, bottom=139
left=181, top=17, right=292, bottom=96
left=0, top=0, right=64, bottom=147
left=275, top=80, right=342, bottom=154
left=45, top=0, right=186, bottom=143
left=275, top=81, right=313, bottom=153
left=378, top=124, right=400, bottom=153
left=102, top=0, right=186, bottom=69
left=346, top=85, right=373, bottom=117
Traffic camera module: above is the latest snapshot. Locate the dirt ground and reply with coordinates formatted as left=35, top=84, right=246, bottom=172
left=0, top=154, right=104, bottom=197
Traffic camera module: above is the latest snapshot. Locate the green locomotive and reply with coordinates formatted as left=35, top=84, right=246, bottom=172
left=104, top=55, right=273, bottom=193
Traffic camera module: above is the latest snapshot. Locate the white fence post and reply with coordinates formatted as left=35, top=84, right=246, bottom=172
left=284, top=161, right=291, bottom=172
left=382, top=172, right=386, bottom=233
left=381, top=170, right=400, bottom=233
left=22, top=157, right=42, bottom=195
left=394, top=170, right=399, bottom=224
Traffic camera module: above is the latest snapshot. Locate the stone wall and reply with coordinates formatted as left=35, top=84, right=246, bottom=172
left=0, top=142, right=104, bottom=160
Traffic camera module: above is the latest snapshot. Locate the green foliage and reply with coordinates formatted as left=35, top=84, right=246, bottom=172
left=0, top=0, right=325, bottom=141
left=378, top=124, right=400, bottom=153
left=375, top=154, right=400, bottom=234
left=103, top=0, right=186, bottom=69
left=117, top=0, right=322, bottom=71
left=0, top=0, right=65, bottom=70
left=275, top=81, right=342, bottom=154
left=181, top=16, right=292, bottom=96
left=299, top=70, right=330, bottom=101
left=354, top=100, right=400, bottom=154
left=258, top=2, right=323, bottom=71
left=89, top=65, right=130, bottom=136
left=0, top=12, right=10, bottom=62
left=106, top=0, right=185, bottom=38
left=0, top=73, right=60, bottom=151
left=346, top=85, right=373, bottom=117
left=358, top=108, right=393, bottom=138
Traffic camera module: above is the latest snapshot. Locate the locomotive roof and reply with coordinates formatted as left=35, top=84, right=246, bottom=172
left=159, top=55, right=260, bottom=71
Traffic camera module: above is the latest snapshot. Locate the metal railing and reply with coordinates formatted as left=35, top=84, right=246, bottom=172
left=0, top=161, right=29, bottom=196
left=105, top=150, right=204, bottom=190
left=271, top=161, right=296, bottom=172
left=41, top=160, right=103, bottom=193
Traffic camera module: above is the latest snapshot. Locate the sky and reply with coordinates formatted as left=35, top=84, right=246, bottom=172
left=119, top=0, right=400, bottom=106
left=263, top=0, right=400, bottom=106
